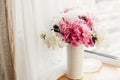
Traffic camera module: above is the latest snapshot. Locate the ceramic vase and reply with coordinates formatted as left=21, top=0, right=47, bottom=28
left=66, top=45, right=84, bottom=79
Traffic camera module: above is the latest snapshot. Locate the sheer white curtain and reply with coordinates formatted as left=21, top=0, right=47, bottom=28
left=96, top=0, right=120, bottom=51
left=14, top=0, right=96, bottom=80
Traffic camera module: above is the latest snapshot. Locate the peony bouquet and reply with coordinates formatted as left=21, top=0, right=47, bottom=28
left=41, top=8, right=103, bottom=49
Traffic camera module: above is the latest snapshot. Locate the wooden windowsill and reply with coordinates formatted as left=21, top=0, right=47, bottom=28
left=58, top=63, right=120, bottom=80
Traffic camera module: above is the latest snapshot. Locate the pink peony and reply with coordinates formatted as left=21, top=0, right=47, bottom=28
left=59, top=17, right=95, bottom=47
left=78, top=16, right=93, bottom=28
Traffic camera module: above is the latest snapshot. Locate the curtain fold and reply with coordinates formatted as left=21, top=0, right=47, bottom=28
left=0, top=0, right=15, bottom=80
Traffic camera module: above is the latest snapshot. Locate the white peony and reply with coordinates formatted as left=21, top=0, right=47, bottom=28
left=45, top=31, right=67, bottom=49
left=93, top=24, right=109, bottom=48
left=51, top=8, right=89, bottom=26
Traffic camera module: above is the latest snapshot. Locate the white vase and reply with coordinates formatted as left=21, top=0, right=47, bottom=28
left=66, top=45, right=84, bottom=79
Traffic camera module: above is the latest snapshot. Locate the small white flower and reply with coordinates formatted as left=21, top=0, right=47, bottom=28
left=45, top=31, right=57, bottom=49
left=55, top=33, right=68, bottom=48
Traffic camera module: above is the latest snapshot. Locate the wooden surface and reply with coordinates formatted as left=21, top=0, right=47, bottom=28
left=58, top=64, right=120, bottom=80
